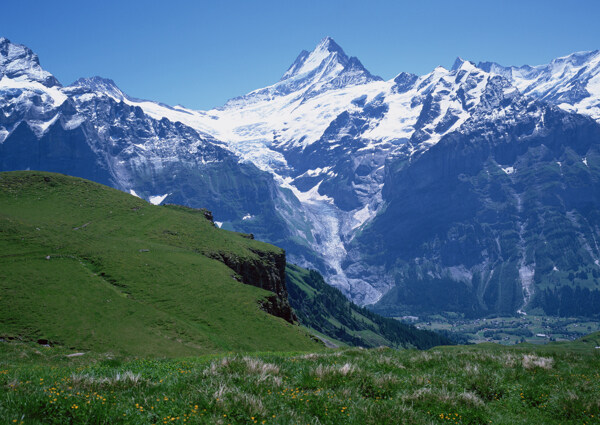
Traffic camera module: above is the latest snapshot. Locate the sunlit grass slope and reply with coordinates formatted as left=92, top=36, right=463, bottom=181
left=0, top=171, right=320, bottom=356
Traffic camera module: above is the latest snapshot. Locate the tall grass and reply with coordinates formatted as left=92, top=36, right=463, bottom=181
left=1, top=340, right=598, bottom=424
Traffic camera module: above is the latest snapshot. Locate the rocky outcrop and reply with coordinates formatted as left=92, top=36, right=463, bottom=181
left=205, top=249, right=296, bottom=323
left=165, top=204, right=216, bottom=225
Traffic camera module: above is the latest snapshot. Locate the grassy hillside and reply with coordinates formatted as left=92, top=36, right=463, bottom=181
left=286, top=264, right=451, bottom=349
left=0, top=171, right=320, bottom=356
left=1, top=334, right=599, bottom=424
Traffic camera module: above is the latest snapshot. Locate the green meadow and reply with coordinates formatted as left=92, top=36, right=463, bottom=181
left=0, top=171, right=319, bottom=355
left=1, top=334, right=599, bottom=424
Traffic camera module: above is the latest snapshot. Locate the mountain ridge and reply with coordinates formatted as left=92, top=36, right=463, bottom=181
left=2, top=36, right=600, bottom=318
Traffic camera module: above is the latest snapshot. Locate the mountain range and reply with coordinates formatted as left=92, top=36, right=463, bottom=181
left=1, top=36, right=600, bottom=318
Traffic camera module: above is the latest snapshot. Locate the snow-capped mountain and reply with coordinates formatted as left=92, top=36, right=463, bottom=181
left=2, top=36, right=600, bottom=318
left=478, top=50, right=600, bottom=119
left=0, top=37, right=305, bottom=262
left=161, top=41, right=519, bottom=304
left=0, top=37, right=60, bottom=88
left=224, top=36, right=382, bottom=110
left=145, top=39, right=600, bottom=314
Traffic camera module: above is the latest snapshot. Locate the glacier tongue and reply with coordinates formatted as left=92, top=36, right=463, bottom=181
left=302, top=193, right=348, bottom=288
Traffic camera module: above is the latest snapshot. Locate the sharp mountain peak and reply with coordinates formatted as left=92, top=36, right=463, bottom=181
left=0, top=37, right=61, bottom=88
left=280, top=36, right=380, bottom=82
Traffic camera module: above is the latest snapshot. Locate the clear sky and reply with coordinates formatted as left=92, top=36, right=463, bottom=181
left=2, top=0, right=599, bottom=110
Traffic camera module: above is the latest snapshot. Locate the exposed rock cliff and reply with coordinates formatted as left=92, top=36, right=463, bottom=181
left=205, top=245, right=296, bottom=323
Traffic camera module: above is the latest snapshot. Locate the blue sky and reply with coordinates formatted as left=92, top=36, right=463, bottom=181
left=2, top=0, right=600, bottom=110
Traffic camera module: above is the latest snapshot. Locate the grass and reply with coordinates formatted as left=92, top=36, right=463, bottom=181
left=0, top=171, right=320, bottom=355
left=1, top=334, right=599, bottom=424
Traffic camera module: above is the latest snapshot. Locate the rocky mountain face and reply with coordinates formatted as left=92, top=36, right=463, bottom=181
left=478, top=50, right=600, bottom=119
left=2, top=36, right=600, bottom=318
left=355, top=91, right=600, bottom=317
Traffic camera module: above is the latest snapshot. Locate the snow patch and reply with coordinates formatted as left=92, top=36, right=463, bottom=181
left=447, top=265, right=473, bottom=284
left=0, top=76, right=66, bottom=106
left=35, top=114, right=59, bottom=134
left=352, top=204, right=372, bottom=230
left=304, top=167, right=332, bottom=177
left=63, top=115, right=86, bottom=130
left=285, top=179, right=334, bottom=204
left=149, top=194, right=169, bottom=205
left=518, top=264, right=535, bottom=313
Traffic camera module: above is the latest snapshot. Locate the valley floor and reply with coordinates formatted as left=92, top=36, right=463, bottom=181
left=405, top=315, right=600, bottom=345
left=1, top=337, right=599, bottom=425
